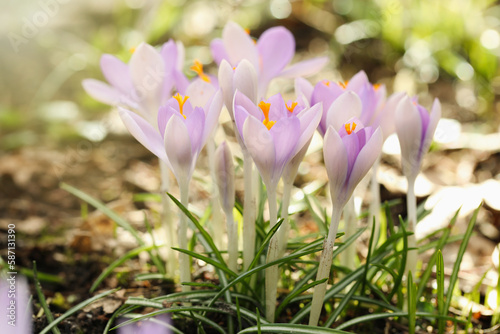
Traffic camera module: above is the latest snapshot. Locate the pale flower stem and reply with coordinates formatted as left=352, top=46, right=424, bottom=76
left=243, top=151, right=255, bottom=271
left=226, top=209, right=238, bottom=273
left=277, top=181, right=292, bottom=257
left=179, top=181, right=191, bottom=292
left=160, top=160, right=178, bottom=278
left=406, top=176, right=417, bottom=278
left=369, top=157, right=381, bottom=251
left=309, top=205, right=342, bottom=326
left=207, top=138, right=225, bottom=250
left=340, top=196, right=356, bottom=272
left=265, top=186, right=279, bottom=322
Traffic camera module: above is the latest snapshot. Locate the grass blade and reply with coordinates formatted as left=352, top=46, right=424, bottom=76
left=40, top=288, right=119, bottom=334
left=239, top=324, right=352, bottom=333
left=276, top=278, right=327, bottom=317
left=33, top=261, right=61, bottom=334
left=408, top=271, right=417, bottom=334
left=437, top=250, right=445, bottom=334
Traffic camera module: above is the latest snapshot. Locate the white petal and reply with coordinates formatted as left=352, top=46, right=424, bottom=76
left=234, top=59, right=258, bottom=104
left=218, top=60, right=235, bottom=114
left=395, top=96, right=422, bottom=177
left=222, top=21, right=259, bottom=71
left=203, top=90, right=223, bottom=144
left=326, top=91, right=362, bottom=131
left=279, top=57, right=329, bottom=78
left=165, top=116, right=193, bottom=186
left=295, top=102, right=322, bottom=155
left=243, top=116, right=276, bottom=187
left=294, top=77, right=314, bottom=107
left=422, top=98, right=441, bottom=154
left=323, top=127, right=348, bottom=205
left=185, top=79, right=216, bottom=108
left=129, top=43, right=165, bottom=122
left=82, top=79, right=121, bottom=106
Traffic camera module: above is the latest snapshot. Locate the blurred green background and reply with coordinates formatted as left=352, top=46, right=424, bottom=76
left=1, top=0, right=499, bottom=150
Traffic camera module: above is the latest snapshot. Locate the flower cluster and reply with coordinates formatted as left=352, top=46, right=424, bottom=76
left=84, top=21, right=441, bottom=326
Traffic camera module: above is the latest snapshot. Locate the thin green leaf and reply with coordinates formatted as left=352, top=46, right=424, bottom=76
left=276, top=278, right=327, bottom=317
left=388, top=216, right=408, bottom=304
left=40, top=288, right=119, bottom=334
left=33, top=261, right=61, bottom=334
left=239, top=324, right=352, bottom=333
left=323, top=280, right=361, bottom=328
left=408, top=271, right=417, bottom=334
left=437, top=250, right=445, bottom=334
left=61, top=183, right=143, bottom=245
left=144, top=213, right=166, bottom=275
left=247, top=218, right=283, bottom=271
left=443, top=204, right=480, bottom=316
left=90, top=245, right=155, bottom=292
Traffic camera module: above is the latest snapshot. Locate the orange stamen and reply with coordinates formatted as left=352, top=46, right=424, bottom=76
left=259, top=101, right=275, bottom=130
left=344, top=122, right=357, bottom=135
left=244, top=28, right=251, bottom=35
left=285, top=101, right=298, bottom=113
left=338, top=80, right=349, bottom=89
left=322, top=80, right=331, bottom=87
left=190, top=60, right=211, bottom=83
left=373, top=83, right=381, bottom=91
left=173, top=93, right=189, bottom=119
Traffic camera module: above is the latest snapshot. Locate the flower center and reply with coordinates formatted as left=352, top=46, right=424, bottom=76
left=322, top=80, right=331, bottom=87
left=190, top=60, right=211, bottom=83
left=259, top=101, right=275, bottom=130
left=173, top=93, right=189, bottom=119
left=285, top=101, right=298, bottom=113
left=373, top=83, right=381, bottom=91
left=338, top=80, right=349, bottom=89
left=345, top=122, right=357, bottom=135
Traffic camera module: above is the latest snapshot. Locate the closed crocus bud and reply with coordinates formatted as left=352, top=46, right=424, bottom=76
left=215, top=141, right=235, bottom=214
left=324, top=120, right=383, bottom=208
left=395, top=96, right=441, bottom=180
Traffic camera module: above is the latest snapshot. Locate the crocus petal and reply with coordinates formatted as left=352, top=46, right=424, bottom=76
left=269, top=116, right=300, bottom=177
left=129, top=43, right=165, bottom=122
left=420, top=98, right=441, bottom=158
left=234, top=59, right=258, bottom=104
left=323, top=126, right=349, bottom=203
left=346, top=70, right=369, bottom=92
left=160, top=39, right=178, bottom=72
left=346, top=127, right=382, bottom=193
left=279, top=57, right=329, bottom=78
left=326, top=91, right=362, bottom=132
left=185, top=79, right=217, bottom=107
left=257, top=26, right=295, bottom=88
left=202, top=90, right=223, bottom=144
left=118, top=107, right=169, bottom=165
left=341, top=132, right=360, bottom=174
left=218, top=60, right=235, bottom=114
left=210, top=38, right=229, bottom=66
left=185, top=107, right=205, bottom=155
left=395, top=96, right=422, bottom=177
left=295, top=77, right=314, bottom=106
left=82, top=79, right=122, bottom=106
left=215, top=141, right=235, bottom=212
left=165, top=116, right=193, bottom=185
left=234, top=90, right=263, bottom=121
left=295, top=102, right=322, bottom=154
left=283, top=137, right=311, bottom=185
left=234, top=105, right=249, bottom=146
left=100, top=54, right=135, bottom=95
left=373, top=91, right=406, bottom=140
left=222, top=22, right=259, bottom=70
left=243, top=116, right=276, bottom=187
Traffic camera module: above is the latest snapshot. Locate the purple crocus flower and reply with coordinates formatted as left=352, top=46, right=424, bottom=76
left=118, top=315, right=172, bottom=334
left=211, top=21, right=328, bottom=99
left=233, top=91, right=322, bottom=190
left=82, top=41, right=189, bottom=126
left=119, top=88, right=223, bottom=189
left=395, top=95, right=441, bottom=180
left=1, top=276, right=32, bottom=334
left=296, top=71, right=386, bottom=136
left=323, top=119, right=383, bottom=207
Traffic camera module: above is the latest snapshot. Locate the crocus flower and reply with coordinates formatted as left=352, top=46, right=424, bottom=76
left=323, top=119, right=383, bottom=208
left=83, top=41, right=189, bottom=127
left=119, top=88, right=223, bottom=189
left=395, top=96, right=441, bottom=180
left=118, top=315, right=172, bottom=334
left=297, top=71, right=386, bottom=136
left=211, top=21, right=328, bottom=98
left=1, top=276, right=32, bottom=334
left=233, top=91, right=322, bottom=190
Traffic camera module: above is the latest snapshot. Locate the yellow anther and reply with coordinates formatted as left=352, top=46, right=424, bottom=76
left=173, top=93, right=189, bottom=119
left=259, top=101, right=275, bottom=130
left=373, top=83, right=381, bottom=91
left=338, top=80, right=349, bottom=89
left=190, top=60, right=211, bottom=83
left=285, top=101, right=298, bottom=113
left=244, top=28, right=251, bottom=35
left=344, top=122, right=357, bottom=135
left=129, top=46, right=136, bottom=54
left=322, top=80, right=331, bottom=87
